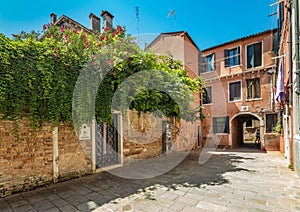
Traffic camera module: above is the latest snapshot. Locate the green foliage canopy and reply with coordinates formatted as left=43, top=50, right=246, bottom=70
left=0, top=24, right=203, bottom=129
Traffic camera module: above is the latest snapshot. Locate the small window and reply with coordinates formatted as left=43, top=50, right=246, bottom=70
left=247, top=78, right=261, bottom=99
left=229, top=81, right=241, bottom=101
left=247, top=42, right=262, bottom=69
left=245, top=119, right=253, bottom=128
left=225, top=47, right=240, bottom=67
left=203, top=86, right=212, bottom=104
left=205, top=53, right=215, bottom=72
left=266, top=114, right=278, bottom=133
left=213, top=116, right=229, bottom=134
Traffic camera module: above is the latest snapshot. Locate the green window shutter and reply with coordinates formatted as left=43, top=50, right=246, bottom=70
left=225, top=116, right=229, bottom=133
left=247, top=80, right=253, bottom=99
left=254, top=78, right=261, bottom=98
left=254, top=42, right=262, bottom=67
left=237, top=46, right=241, bottom=65
left=213, top=117, right=217, bottom=133
left=224, top=49, right=229, bottom=67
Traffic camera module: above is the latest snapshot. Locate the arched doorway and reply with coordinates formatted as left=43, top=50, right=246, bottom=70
left=230, top=113, right=262, bottom=149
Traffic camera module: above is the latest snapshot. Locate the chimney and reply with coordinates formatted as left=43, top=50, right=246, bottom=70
left=100, top=10, right=114, bottom=30
left=50, top=13, right=57, bottom=24
left=89, top=13, right=101, bottom=32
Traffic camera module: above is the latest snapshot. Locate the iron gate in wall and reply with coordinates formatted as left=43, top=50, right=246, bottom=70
left=162, top=121, right=173, bottom=153
left=95, top=114, right=120, bottom=168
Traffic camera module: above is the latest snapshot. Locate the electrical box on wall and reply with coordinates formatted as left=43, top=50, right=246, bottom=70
left=241, top=105, right=249, bottom=112
left=79, top=124, right=91, bottom=140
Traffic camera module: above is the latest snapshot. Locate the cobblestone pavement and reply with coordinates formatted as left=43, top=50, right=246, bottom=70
left=1, top=148, right=300, bottom=212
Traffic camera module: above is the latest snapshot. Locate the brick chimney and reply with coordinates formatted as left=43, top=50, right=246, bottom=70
left=50, top=13, right=57, bottom=24
left=89, top=13, right=101, bottom=32
left=100, top=10, right=114, bottom=30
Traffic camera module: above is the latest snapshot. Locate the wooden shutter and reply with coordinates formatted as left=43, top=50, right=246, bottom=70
left=237, top=46, right=241, bottom=65
left=225, top=116, right=229, bottom=133
left=213, top=117, right=217, bottom=133
left=224, top=49, right=229, bottom=67
left=254, top=42, right=262, bottom=67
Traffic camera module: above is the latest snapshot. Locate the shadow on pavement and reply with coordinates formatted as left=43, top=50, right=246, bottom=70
left=2, top=149, right=261, bottom=211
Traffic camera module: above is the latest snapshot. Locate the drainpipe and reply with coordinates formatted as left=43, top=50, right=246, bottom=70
left=295, top=0, right=300, bottom=96
left=287, top=0, right=293, bottom=167
left=287, top=0, right=293, bottom=104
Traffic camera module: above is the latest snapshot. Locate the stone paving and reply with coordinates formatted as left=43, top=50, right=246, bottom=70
left=1, top=148, right=300, bottom=211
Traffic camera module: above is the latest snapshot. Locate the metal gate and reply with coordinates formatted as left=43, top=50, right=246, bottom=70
left=162, top=121, right=172, bottom=153
left=96, top=114, right=120, bottom=168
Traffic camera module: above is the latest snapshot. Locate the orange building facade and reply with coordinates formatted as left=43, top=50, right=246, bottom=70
left=200, top=29, right=280, bottom=150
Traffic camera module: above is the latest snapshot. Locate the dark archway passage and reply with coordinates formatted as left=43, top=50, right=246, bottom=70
left=231, top=113, right=261, bottom=149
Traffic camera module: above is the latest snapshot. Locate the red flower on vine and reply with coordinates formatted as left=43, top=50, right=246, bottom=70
left=116, top=25, right=122, bottom=32
left=106, top=59, right=113, bottom=66
left=60, top=26, right=65, bottom=33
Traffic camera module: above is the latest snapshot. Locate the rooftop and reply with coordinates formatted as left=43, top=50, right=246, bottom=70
left=202, top=29, right=277, bottom=52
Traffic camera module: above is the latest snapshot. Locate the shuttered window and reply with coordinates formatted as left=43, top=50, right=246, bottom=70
left=247, top=78, right=261, bottom=99
left=247, top=42, right=262, bottom=69
left=213, top=116, right=229, bottom=134
left=203, top=86, right=212, bottom=104
left=225, top=47, right=240, bottom=67
left=206, top=53, right=215, bottom=71
left=229, top=81, right=241, bottom=101
left=266, top=114, right=278, bottom=133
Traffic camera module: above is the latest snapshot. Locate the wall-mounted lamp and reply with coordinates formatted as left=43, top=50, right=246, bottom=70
left=267, top=69, right=275, bottom=75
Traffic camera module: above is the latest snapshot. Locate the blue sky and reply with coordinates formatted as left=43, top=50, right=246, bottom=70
left=0, top=0, right=277, bottom=49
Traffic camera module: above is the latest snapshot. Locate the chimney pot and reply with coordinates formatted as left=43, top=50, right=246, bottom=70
left=89, top=13, right=101, bottom=32
left=100, top=10, right=114, bottom=30
left=50, top=13, right=57, bottom=24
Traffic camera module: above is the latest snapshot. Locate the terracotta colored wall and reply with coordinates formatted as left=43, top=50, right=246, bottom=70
left=184, top=37, right=199, bottom=78
left=202, top=31, right=275, bottom=77
left=149, top=35, right=185, bottom=64
left=200, top=31, right=278, bottom=148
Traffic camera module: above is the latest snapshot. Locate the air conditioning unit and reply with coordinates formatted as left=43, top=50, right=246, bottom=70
left=241, top=105, right=249, bottom=112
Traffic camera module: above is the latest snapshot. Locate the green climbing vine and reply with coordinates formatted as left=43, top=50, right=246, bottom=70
left=0, top=24, right=204, bottom=130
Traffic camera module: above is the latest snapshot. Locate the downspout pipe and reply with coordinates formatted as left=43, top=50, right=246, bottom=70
left=287, top=0, right=293, bottom=105
left=295, top=0, right=300, bottom=95
left=287, top=0, right=293, bottom=167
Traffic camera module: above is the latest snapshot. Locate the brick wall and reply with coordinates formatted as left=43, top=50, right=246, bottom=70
left=57, top=124, right=92, bottom=181
left=0, top=118, right=92, bottom=197
left=0, top=111, right=196, bottom=197
left=123, top=110, right=177, bottom=160
left=0, top=118, right=53, bottom=197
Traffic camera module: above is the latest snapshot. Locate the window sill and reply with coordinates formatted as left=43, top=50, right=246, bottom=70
left=225, top=64, right=242, bottom=69
left=200, top=70, right=215, bottom=74
left=214, top=133, right=229, bottom=135
left=228, top=99, right=242, bottom=103
left=245, top=65, right=263, bottom=70
left=246, top=98, right=263, bottom=101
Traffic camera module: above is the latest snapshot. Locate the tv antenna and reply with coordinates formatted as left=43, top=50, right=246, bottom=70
left=136, top=6, right=140, bottom=44
left=167, top=9, right=177, bottom=30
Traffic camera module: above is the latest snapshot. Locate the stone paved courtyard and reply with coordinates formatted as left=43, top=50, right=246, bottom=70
left=1, top=148, right=300, bottom=211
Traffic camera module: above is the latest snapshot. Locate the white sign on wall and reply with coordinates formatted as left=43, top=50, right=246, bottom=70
left=79, top=124, right=91, bottom=140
